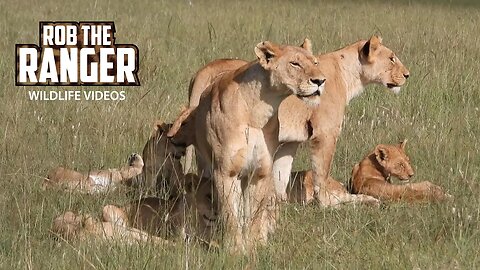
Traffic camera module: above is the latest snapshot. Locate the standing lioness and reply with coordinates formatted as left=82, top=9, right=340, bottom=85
left=179, top=36, right=410, bottom=206
left=168, top=40, right=325, bottom=253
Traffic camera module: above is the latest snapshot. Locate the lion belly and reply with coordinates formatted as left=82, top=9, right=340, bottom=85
left=89, top=175, right=113, bottom=192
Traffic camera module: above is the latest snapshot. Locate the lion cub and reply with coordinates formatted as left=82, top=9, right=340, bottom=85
left=51, top=211, right=170, bottom=245
left=140, top=120, right=186, bottom=196
left=44, top=153, right=144, bottom=193
left=348, top=141, right=450, bottom=202
left=287, top=171, right=380, bottom=207
left=102, top=173, right=218, bottom=245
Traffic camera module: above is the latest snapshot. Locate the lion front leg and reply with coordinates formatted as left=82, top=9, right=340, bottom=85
left=271, top=142, right=300, bottom=201
left=213, top=170, right=245, bottom=254
left=403, top=181, right=451, bottom=202
left=310, top=132, right=338, bottom=206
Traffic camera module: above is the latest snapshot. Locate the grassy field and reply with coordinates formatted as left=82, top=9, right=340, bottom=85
left=1, top=0, right=480, bottom=268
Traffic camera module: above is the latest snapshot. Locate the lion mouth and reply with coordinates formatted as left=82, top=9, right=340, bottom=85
left=386, top=83, right=401, bottom=94
left=297, top=89, right=321, bottom=98
left=203, top=214, right=217, bottom=224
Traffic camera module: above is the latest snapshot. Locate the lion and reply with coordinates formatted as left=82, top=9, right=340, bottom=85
left=178, top=36, right=410, bottom=206
left=348, top=141, right=450, bottom=202
left=167, top=39, right=325, bottom=253
left=287, top=170, right=380, bottom=206
left=140, top=120, right=186, bottom=196
left=102, top=173, right=219, bottom=246
left=183, top=59, right=249, bottom=173
left=51, top=211, right=170, bottom=245
left=44, top=153, right=144, bottom=193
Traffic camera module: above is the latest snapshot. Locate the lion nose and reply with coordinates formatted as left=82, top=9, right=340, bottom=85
left=403, top=73, right=410, bottom=79
left=310, top=78, right=326, bottom=87
left=408, top=172, right=414, bottom=177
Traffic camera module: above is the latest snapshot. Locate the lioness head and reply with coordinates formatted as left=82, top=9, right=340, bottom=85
left=255, top=39, right=326, bottom=105
left=374, top=140, right=414, bottom=181
left=359, top=36, right=410, bottom=94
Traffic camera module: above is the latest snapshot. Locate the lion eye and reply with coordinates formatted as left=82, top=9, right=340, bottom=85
left=290, top=62, right=302, bottom=68
left=390, top=57, right=396, bottom=63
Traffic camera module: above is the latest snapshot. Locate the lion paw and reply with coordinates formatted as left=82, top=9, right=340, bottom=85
left=127, top=153, right=144, bottom=168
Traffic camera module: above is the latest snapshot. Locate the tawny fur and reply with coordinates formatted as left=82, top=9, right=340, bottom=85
left=348, top=142, right=450, bottom=202
left=44, top=153, right=144, bottom=193
left=288, top=170, right=380, bottom=207
left=178, top=36, right=411, bottom=207
left=184, top=59, right=248, bottom=174
left=167, top=39, right=325, bottom=253
left=51, top=211, right=170, bottom=245
left=102, top=174, right=219, bottom=245
left=140, top=120, right=186, bottom=195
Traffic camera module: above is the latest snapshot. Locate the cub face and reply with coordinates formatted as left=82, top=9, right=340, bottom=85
left=360, top=36, right=410, bottom=94
left=374, top=141, right=414, bottom=181
left=255, top=39, right=326, bottom=106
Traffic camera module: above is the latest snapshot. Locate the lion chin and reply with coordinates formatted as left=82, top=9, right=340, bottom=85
left=299, top=95, right=321, bottom=107
left=386, top=83, right=401, bottom=94
left=296, top=86, right=323, bottom=107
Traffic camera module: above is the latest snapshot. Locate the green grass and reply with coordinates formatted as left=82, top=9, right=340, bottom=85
left=1, top=0, right=480, bottom=268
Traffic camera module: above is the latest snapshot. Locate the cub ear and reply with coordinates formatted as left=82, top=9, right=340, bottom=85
left=300, top=38, right=313, bottom=54
left=399, top=139, right=408, bottom=150
left=255, top=41, right=279, bottom=69
left=361, top=35, right=383, bottom=60
left=374, top=144, right=389, bottom=166
left=151, top=120, right=170, bottom=137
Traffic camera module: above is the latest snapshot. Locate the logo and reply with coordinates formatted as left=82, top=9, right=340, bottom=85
left=16, top=21, right=140, bottom=86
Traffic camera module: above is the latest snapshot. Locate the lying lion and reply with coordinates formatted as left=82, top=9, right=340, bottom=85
left=102, top=173, right=219, bottom=245
left=348, top=141, right=450, bottom=202
left=44, top=153, right=144, bottom=193
left=287, top=170, right=380, bottom=207
left=51, top=211, right=170, bottom=245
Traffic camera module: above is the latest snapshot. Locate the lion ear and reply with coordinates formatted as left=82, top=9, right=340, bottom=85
left=300, top=38, right=313, bottom=54
left=374, top=144, right=389, bottom=166
left=399, top=139, right=408, bottom=150
left=255, top=41, right=279, bottom=69
left=361, top=35, right=382, bottom=60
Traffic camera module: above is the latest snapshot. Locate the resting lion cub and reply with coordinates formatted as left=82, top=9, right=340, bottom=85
left=348, top=141, right=449, bottom=202
left=288, top=170, right=380, bottom=206
left=102, top=173, right=218, bottom=245
left=51, top=211, right=170, bottom=245
left=44, top=153, right=144, bottom=193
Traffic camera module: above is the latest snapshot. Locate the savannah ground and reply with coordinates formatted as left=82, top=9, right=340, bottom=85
left=1, top=0, right=480, bottom=268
